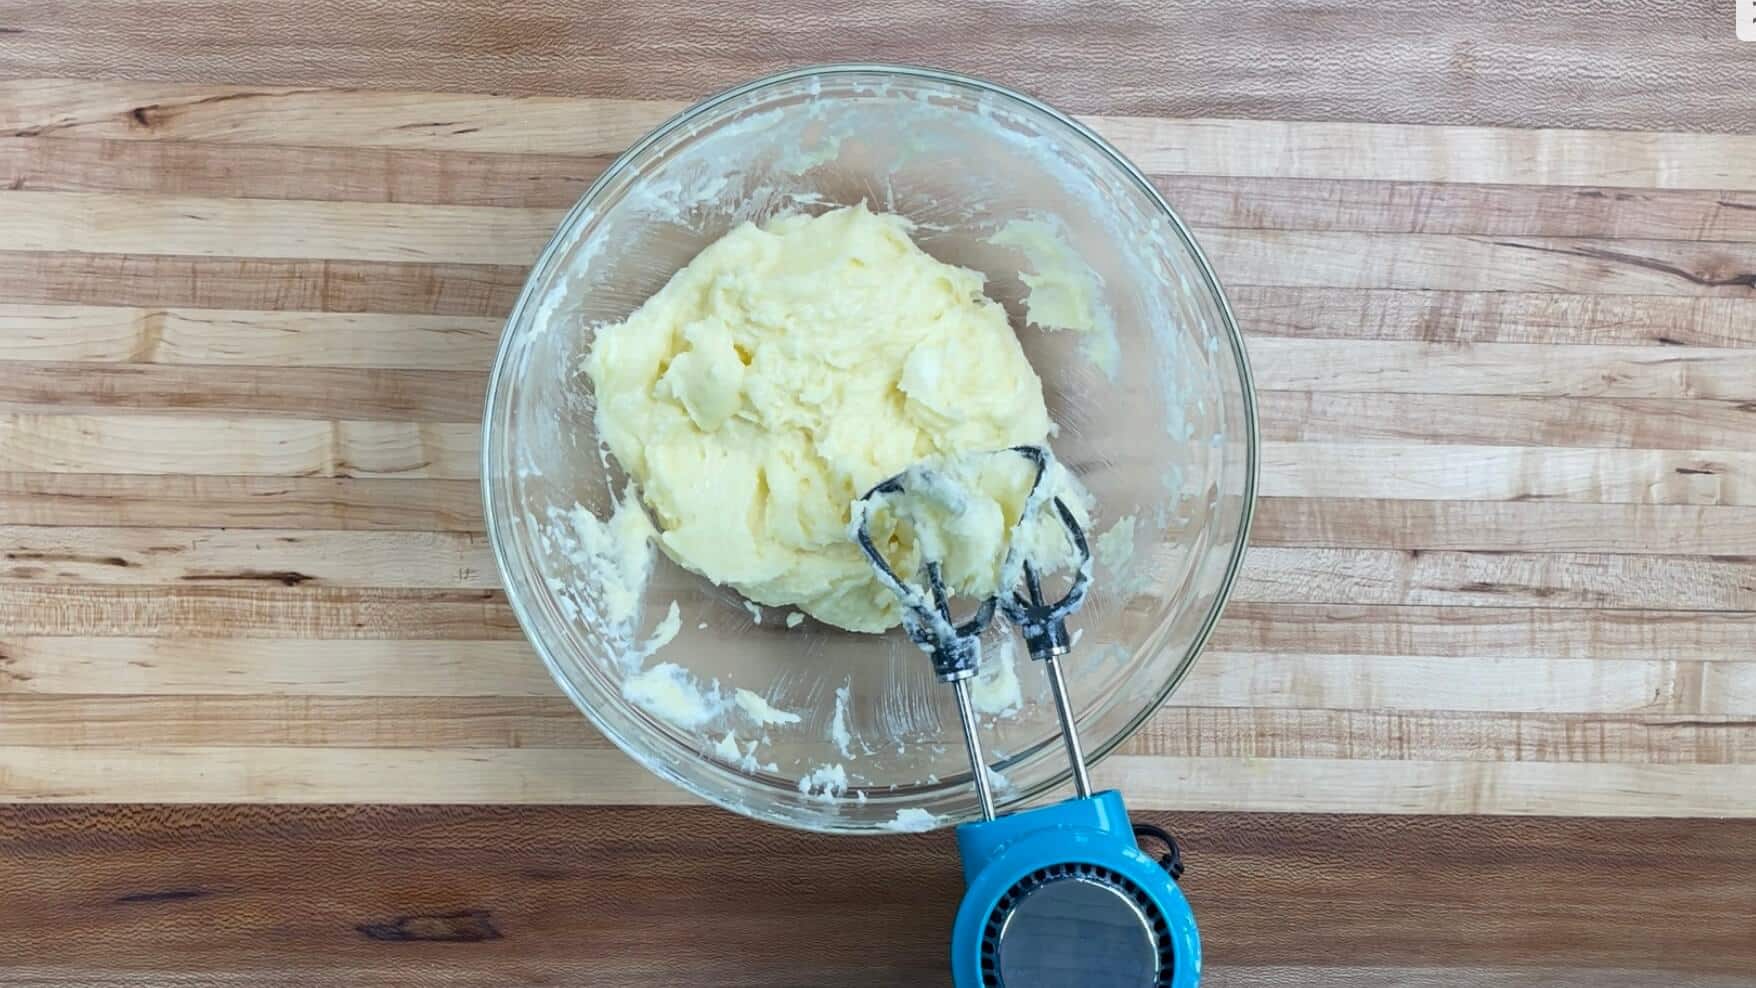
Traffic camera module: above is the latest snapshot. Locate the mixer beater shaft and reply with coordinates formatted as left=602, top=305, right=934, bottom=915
left=852, top=443, right=1201, bottom=987
left=852, top=444, right=1095, bottom=810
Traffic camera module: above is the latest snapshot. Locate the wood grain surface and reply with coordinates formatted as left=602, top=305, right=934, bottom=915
left=0, top=74, right=1752, bottom=812
left=4, top=805, right=1755, bottom=988
left=3, top=1, right=1755, bottom=984
left=2, top=1, right=1753, bottom=132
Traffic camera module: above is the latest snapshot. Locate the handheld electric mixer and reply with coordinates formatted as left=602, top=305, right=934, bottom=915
left=854, top=445, right=1202, bottom=988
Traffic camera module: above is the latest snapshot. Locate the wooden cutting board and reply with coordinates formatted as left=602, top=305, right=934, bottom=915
left=2, top=3, right=1755, bottom=985
left=1, top=70, right=1754, bottom=814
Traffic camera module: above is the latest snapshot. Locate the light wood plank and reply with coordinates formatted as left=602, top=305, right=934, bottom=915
left=0, top=638, right=545, bottom=695
left=0, top=362, right=485, bottom=420
left=8, top=637, right=1749, bottom=721
left=0, top=190, right=557, bottom=265
left=1233, top=288, right=1756, bottom=347
left=9, top=192, right=1756, bottom=291
left=13, top=292, right=1754, bottom=362
left=0, top=304, right=503, bottom=369
left=0, top=585, right=519, bottom=638
left=1213, top=602, right=1756, bottom=660
left=0, top=81, right=681, bottom=154
left=0, top=527, right=495, bottom=588
left=1127, top=708, right=1756, bottom=765
left=5, top=695, right=1750, bottom=766
left=1262, top=442, right=1756, bottom=504
left=1097, top=115, right=1756, bottom=188
left=1180, top=651, right=1756, bottom=716
left=1099, top=755, right=1756, bottom=817
left=8, top=635, right=1748, bottom=727
left=0, top=415, right=479, bottom=478
left=1252, top=498, right=1756, bottom=555
left=1253, top=339, right=1756, bottom=398
left=1207, top=230, right=1756, bottom=295
left=1258, top=392, right=1756, bottom=450
left=1245, top=544, right=1756, bottom=609
left=0, top=251, right=525, bottom=315
left=7, top=80, right=1756, bottom=187
left=0, top=474, right=483, bottom=531
left=1240, top=547, right=1756, bottom=611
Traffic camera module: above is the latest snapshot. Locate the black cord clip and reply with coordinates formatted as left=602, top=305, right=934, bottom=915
left=1132, top=822, right=1185, bottom=882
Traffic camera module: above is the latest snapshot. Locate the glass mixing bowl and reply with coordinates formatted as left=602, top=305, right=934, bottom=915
left=483, top=65, right=1257, bottom=833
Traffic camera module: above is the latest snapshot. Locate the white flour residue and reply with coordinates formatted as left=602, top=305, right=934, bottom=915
left=776, top=133, right=843, bottom=175
left=714, top=730, right=780, bottom=774
left=829, top=681, right=857, bottom=758
left=969, top=635, right=1022, bottom=717
left=785, top=611, right=805, bottom=629
left=641, top=600, right=683, bottom=656
left=985, top=765, right=1013, bottom=792
left=739, top=738, right=779, bottom=774
left=622, top=660, right=725, bottom=731
left=1096, top=514, right=1137, bottom=576
left=988, top=218, right=1121, bottom=379
left=798, top=763, right=848, bottom=803
left=713, top=732, right=742, bottom=761
left=541, top=485, right=658, bottom=658
left=735, top=688, right=804, bottom=727
left=743, top=600, right=764, bottom=624
left=1095, top=643, right=1130, bottom=666
left=883, top=807, right=940, bottom=832
left=539, top=488, right=704, bottom=732
left=1096, top=514, right=1159, bottom=598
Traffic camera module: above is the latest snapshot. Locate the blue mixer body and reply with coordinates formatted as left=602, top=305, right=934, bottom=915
left=950, top=790, right=1201, bottom=987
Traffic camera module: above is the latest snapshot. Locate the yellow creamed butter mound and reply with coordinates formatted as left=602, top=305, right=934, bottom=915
left=587, top=203, right=1084, bottom=633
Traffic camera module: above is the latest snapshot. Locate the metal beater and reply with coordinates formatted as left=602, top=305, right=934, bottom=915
left=853, top=445, right=1202, bottom=987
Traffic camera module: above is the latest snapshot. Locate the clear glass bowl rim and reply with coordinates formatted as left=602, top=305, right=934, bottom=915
left=481, top=62, right=1261, bottom=831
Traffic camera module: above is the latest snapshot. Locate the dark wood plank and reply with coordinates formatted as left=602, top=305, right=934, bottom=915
left=0, top=695, right=594, bottom=748
left=0, top=1, right=1750, bottom=132
left=1233, top=288, right=1756, bottom=348
left=0, top=806, right=1750, bottom=985
left=0, top=362, right=486, bottom=421
left=1251, top=497, right=1756, bottom=555
left=1155, top=176, right=1756, bottom=240
left=0, top=138, right=609, bottom=208
left=9, top=141, right=1756, bottom=245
